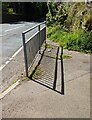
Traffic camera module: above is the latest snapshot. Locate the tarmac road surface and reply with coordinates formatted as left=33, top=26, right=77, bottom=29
left=0, top=21, right=44, bottom=65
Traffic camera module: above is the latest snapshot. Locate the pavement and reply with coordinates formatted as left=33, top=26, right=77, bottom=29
left=2, top=40, right=90, bottom=118
left=0, top=49, right=25, bottom=92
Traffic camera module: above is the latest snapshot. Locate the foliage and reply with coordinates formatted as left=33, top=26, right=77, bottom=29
left=47, top=26, right=92, bottom=53
left=2, top=2, right=48, bottom=20
left=46, top=2, right=58, bottom=26
left=46, top=2, right=68, bottom=26
left=2, top=3, right=10, bottom=14
left=47, top=2, right=92, bottom=53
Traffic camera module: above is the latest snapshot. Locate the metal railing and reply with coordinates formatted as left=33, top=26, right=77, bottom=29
left=22, top=21, right=46, bottom=77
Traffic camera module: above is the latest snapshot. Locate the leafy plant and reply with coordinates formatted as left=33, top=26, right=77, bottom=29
left=47, top=26, right=92, bottom=53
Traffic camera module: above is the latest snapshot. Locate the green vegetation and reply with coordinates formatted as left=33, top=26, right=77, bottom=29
left=47, top=2, right=92, bottom=53
left=2, top=3, right=16, bottom=14
left=58, top=54, right=72, bottom=59
left=2, top=2, right=48, bottom=21
left=47, top=26, right=92, bottom=53
left=45, top=43, right=54, bottom=49
left=62, top=54, right=72, bottom=59
left=32, top=66, right=44, bottom=80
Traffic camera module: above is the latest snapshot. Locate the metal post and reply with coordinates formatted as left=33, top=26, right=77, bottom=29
left=22, top=33, right=28, bottom=77
left=45, top=22, right=47, bottom=49
left=38, top=25, right=41, bottom=53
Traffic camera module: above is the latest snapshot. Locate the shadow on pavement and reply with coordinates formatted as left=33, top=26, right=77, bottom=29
left=53, top=47, right=59, bottom=90
left=61, top=46, right=64, bottom=95
left=29, top=45, right=64, bottom=95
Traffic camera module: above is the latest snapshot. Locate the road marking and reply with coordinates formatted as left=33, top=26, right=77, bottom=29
left=0, top=80, right=20, bottom=99
left=0, top=25, right=25, bottom=37
left=12, top=46, right=23, bottom=58
left=0, top=46, right=23, bottom=71
left=5, top=25, right=25, bottom=32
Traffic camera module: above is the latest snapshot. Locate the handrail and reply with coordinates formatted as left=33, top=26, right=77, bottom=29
left=22, top=21, right=46, bottom=34
left=22, top=21, right=46, bottom=77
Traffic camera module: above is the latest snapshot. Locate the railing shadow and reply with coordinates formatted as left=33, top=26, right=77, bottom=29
left=29, top=47, right=46, bottom=79
left=61, top=46, right=64, bottom=95
left=29, top=45, right=64, bottom=95
left=53, top=47, right=59, bottom=90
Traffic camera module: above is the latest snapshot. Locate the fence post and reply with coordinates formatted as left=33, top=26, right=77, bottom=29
left=38, top=25, right=41, bottom=53
left=45, top=22, right=46, bottom=49
left=22, top=33, right=28, bottom=77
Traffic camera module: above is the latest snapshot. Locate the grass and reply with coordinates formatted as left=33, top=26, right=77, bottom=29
left=46, top=43, right=54, bottom=49
left=47, top=25, right=92, bottom=53
left=44, top=43, right=54, bottom=49
left=32, top=66, right=44, bottom=79
left=58, top=54, right=72, bottom=59
left=62, top=54, right=72, bottom=59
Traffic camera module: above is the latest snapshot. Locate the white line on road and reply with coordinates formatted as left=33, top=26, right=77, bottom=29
left=0, top=46, right=23, bottom=71
left=0, top=80, right=20, bottom=99
left=0, top=25, right=25, bottom=37
left=5, top=25, right=25, bottom=32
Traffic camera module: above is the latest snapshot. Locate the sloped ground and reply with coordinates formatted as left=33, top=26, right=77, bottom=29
left=2, top=40, right=90, bottom=118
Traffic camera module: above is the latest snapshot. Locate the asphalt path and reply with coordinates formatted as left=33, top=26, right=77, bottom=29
left=0, top=21, right=44, bottom=65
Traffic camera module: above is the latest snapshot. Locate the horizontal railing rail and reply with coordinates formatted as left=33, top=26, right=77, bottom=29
left=22, top=21, right=46, bottom=34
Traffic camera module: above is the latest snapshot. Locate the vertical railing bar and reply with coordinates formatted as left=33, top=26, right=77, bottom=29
left=22, top=33, right=28, bottom=77
left=45, top=22, right=46, bottom=45
left=38, top=24, right=41, bottom=53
